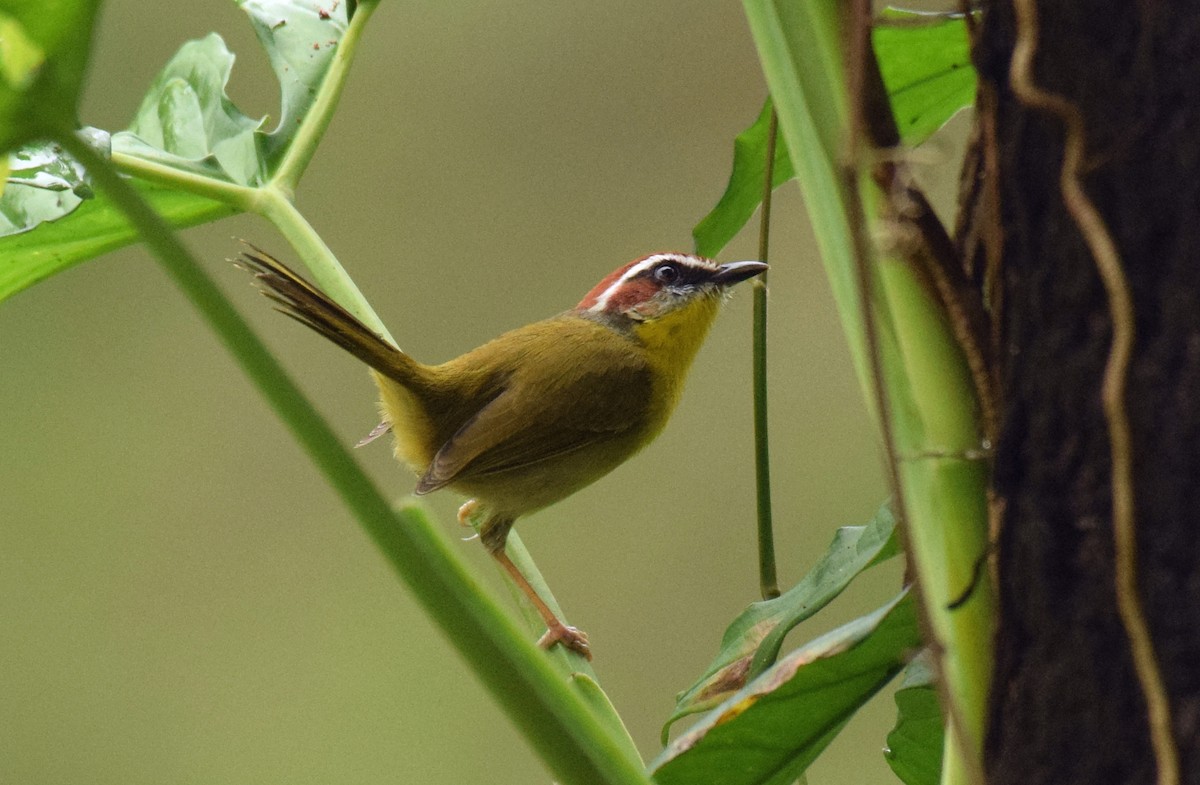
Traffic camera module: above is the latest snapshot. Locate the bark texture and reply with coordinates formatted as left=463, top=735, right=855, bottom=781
left=973, top=2, right=1200, bottom=783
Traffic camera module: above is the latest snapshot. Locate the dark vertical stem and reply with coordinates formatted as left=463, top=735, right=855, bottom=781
left=754, top=108, right=780, bottom=601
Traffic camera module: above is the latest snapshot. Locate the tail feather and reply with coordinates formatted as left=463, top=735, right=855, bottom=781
left=237, top=245, right=420, bottom=386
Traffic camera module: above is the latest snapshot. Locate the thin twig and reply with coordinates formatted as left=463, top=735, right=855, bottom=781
left=1008, top=3, right=1178, bottom=784
left=753, top=108, right=780, bottom=601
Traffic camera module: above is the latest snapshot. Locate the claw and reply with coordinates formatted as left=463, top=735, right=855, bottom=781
left=537, top=622, right=591, bottom=660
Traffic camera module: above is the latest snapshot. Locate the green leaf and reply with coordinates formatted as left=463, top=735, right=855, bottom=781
left=693, top=99, right=794, bottom=258
left=1, top=129, right=108, bottom=235
left=0, top=0, right=351, bottom=302
left=113, top=33, right=267, bottom=186
left=652, top=591, right=921, bottom=785
left=0, top=0, right=101, bottom=150
left=884, top=654, right=943, bottom=785
left=872, top=11, right=975, bottom=145
left=0, top=181, right=230, bottom=301
left=111, top=0, right=349, bottom=184
left=663, top=503, right=898, bottom=739
left=692, top=12, right=975, bottom=258
left=238, top=0, right=349, bottom=158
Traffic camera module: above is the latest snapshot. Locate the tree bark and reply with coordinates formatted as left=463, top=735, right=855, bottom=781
left=972, top=2, right=1200, bottom=784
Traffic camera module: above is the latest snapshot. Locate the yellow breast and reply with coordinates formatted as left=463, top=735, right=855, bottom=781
left=632, top=294, right=721, bottom=421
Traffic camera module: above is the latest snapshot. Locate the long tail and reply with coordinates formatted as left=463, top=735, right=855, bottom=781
left=237, top=244, right=422, bottom=386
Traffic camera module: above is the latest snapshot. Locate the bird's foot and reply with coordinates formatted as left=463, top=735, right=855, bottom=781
left=537, top=622, right=592, bottom=660
left=457, top=499, right=479, bottom=527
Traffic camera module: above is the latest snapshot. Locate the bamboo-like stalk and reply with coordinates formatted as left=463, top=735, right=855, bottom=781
left=741, top=2, right=994, bottom=783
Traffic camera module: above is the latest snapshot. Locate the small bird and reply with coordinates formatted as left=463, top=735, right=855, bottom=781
left=240, top=247, right=766, bottom=659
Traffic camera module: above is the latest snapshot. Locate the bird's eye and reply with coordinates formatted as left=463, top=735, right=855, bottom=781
left=654, top=264, right=679, bottom=283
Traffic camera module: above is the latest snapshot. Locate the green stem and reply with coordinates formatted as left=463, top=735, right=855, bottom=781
left=59, top=132, right=650, bottom=785
left=269, top=0, right=378, bottom=193
left=753, top=109, right=779, bottom=601
left=253, top=185, right=396, bottom=343
left=111, top=151, right=258, bottom=208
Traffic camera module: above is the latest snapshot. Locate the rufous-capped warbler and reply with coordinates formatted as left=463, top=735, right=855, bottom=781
left=239, top=248, right=766, bottom=659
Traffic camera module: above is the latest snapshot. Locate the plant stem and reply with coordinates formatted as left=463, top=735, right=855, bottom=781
left=59, top=132, right=650, bottom=785
left=253, top=185, right=396, bottom=343
left=753, top=108, right=779, bottom=601
left=269, top=0, right=379, bottom=193
left=742, top=2, right=994, bottom=782
left=111, top=151, right=258, bottom=207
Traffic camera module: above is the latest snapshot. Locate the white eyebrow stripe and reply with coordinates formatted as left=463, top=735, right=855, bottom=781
left=587, top=254, right=673, bottom=314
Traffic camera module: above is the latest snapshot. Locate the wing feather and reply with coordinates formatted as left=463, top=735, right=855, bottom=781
left=415, top=330, right=653, bottom=494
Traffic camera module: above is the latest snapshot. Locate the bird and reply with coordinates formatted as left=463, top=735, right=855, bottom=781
left=239, top=246, right=767, bottom=659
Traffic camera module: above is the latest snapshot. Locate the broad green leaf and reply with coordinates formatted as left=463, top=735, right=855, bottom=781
left=663, top=503, right=897, bottom=739
left=884, top=654, right=943, bottom=785
left=111, top=0, right=350, bottom=184
left=0, top=181, right=230, bottom=301
left=873, top=11, right=975, bottom=145
left=113, top=33, right=267, bottom=186
left=692, top=11, right=975, bottom=258
left=239, top=0, right=349, bottom=158
left=693, top=99, right=794, bottom=258
left=652, top=591, right=920, bottom=785
left=0, top=0, right=350, bottom=301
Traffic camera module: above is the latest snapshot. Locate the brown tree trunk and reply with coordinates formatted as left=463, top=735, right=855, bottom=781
left=968, top=2, right=1200, bottom=784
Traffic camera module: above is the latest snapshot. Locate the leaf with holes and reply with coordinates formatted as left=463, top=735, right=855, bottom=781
left=111, top=0, right=350, bottom=185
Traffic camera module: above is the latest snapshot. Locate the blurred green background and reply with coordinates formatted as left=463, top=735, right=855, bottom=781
left=0, top=2, right=966, bottom=783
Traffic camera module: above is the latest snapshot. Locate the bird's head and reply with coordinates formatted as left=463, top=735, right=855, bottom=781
left=575, top=253, right=767, bottom=373
left=576, top=253, right=767, bottom=324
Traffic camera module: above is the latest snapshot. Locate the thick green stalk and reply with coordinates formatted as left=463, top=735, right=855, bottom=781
left=741, top=1, right=994, bottom=782
left=60, top=133, right=649, bottom=785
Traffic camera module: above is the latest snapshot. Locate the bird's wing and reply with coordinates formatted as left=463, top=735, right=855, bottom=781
left=415, top=360, right=653, bottom=494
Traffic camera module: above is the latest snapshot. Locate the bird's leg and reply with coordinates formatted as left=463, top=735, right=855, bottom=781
left=476, top=511, right=591, bottom=660
left=491, top=549, right=592, bottom=660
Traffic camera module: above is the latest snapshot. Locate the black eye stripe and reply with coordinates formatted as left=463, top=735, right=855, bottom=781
left=639, top=259, right=710, bottom=285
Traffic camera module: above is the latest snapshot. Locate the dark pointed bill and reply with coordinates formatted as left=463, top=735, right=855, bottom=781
left=712, top=261, right=768, bottom=286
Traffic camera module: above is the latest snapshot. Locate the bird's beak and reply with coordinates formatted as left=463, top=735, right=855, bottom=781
left=712, top=260, right=768, bottom=286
